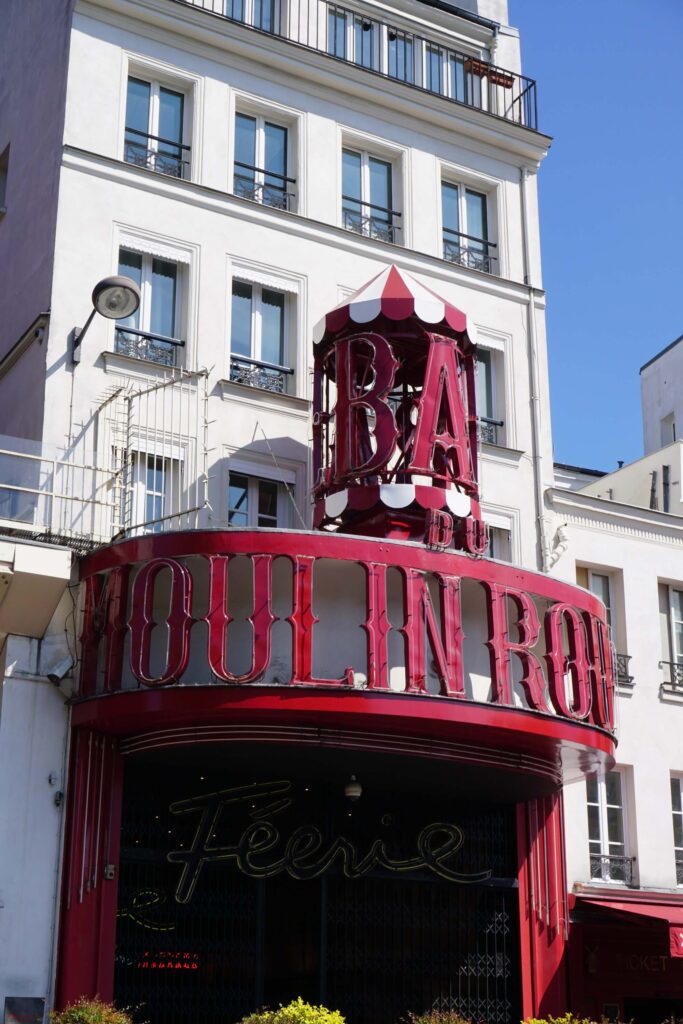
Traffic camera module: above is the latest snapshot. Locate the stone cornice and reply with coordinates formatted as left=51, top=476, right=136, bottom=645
left=548, top=486, right=683, bottom=546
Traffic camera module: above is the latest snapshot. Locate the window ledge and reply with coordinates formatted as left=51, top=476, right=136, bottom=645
left=659, top=684, right=683, bottom=706
left=102, top=350, right=186, bottom=380
left=479, top=442, right=524, bottom=466
left=218, top=377, right=310, bottom=417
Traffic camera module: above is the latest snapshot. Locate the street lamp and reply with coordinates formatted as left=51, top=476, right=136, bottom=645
left=71, top=275, right=141, bottom=363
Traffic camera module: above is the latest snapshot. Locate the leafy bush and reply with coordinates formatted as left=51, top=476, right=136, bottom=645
left=51, top=998, right=134, bottom=1024
left=403, top=1012, right=475, bottom=1024
left=524, top=1016, right=604, bottom=1024
left=240, top=997, right=345, bottom=1024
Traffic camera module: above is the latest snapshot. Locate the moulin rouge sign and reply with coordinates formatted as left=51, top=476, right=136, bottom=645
left=78, top=268, right=615, bottom=734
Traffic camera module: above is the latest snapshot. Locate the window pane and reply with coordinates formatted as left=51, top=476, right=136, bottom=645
left=449, top=55, right=465, bottom=101
left=442, top=182, right=459, bottom=234
left=426, top=46, right=443, bottom=93
left=672, top=778, right=682, bottom=813
left=674, top=814, right=683, bottom=849
left=253, top=0, right=276, bottom=32
left=261, top=289, right=284, bottom=366
left=231, top=282, right=253, bottom=357
left=672, top=590, right=683, bottom=622
left=676, top=621, right=683, bottom=661
left=388, top=32, right=413, bottom=83
left=589, top=573, right=612, bottom=628
left=228, top=473, right=249, bottom=525
left=328, top=10, right=346, bottom=58
left=235, top=114, right=256, bottom=182
left=354, top=17, right=374, bottom=69
left=607, top=807, right=624, bottom=846
left=151, top=259, right=177, bottom=338
left=475, top=349, right=493, bottom=419
left=159, top=88, right=183, bottom=145
left=586, top=777, right=599, bottom=805
left=118, top=250, right=142, bottom=330
left=587, top=805, right=601, bottom=843
left=125, top=78, right=150, bottom=134
left=465, top=189, right=488, bottom=242
left=342, top=149, right=361, bottom=201
left=369, top=157, right=391, bottom=214
left=264, top=123, right=287, bottom=205
left=257, top=479, right=278, bottom=526
left=605, top=770, right=623, bottom=808
left=226, top=0, right=245, bottom=21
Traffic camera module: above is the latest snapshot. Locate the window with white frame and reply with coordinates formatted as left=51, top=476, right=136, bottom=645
left=342, top=148, right=400, bottom=243
left=116, top=249, right=185, bottom=367
left=586, top=770, right=633, bottom=884
left=664, top=586, right=683, bottom=689
left=114, top=449, right=181, bottom=535
left=588, top=571, right=631, bottom=686
left=228, top=472, right=290, bottom=528
left=475, top=348, right=504, bottom=445
left=225, top=0, right=281, bottom=34
left=234, top=112, right=295, bottom=211
left=229, top=280, right=292, bottom=394
left=441, top=180, right=496, bottom=274
left=486, top=526, right=511, bottom=562
left=671, top=777, right=683, bottom=885
left=124, top=76, right=190, bottom=179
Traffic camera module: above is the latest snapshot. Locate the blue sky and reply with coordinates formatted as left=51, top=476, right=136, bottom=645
left=509, top=0, right=683, bottom=471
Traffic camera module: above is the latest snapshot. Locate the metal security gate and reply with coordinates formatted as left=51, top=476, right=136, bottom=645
left=114, top=759, right=520, bottom=1024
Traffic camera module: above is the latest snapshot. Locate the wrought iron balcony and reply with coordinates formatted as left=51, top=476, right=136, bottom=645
left=443, top=230, right=497, bottom=274
left=660, top=660, right=683, bottom=690
left=478, top=416, right=504, bottom=446
left=123, top=129, right=191, bottom=179
left=589, top=854, right=636, bottom=886
left=615, top=653, right=634, bottom=687
left=229, top=354, right=294, bottom=393
left=115, top=327, right=185, bottom=367
left=677, top=853, right=683, bottom=886
left=342, top=199, right=401, bottom=243
left=176, top=0, right=538, bottom=131
left=233, top=163, right=297, bottom=210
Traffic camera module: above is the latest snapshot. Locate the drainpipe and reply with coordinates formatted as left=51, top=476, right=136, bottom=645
left=519, top=166, right=550, bottom=572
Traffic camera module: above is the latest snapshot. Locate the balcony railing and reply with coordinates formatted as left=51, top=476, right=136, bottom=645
left=589, top=854, right=636, bottom=886
left=115, top=327, right=185, bottom=367
left=478, top=416, right=504, bottom=446
left=615, top=652, right=634, bottom=687
left=123, top=128, right=191, bottom=178
left=660, top=660, right=683, bottom=690
left=677, top=852, right=683, bottom=886
left=342, top=198, right=401, bottom=243
left=175, top=0, right=538, bottom=130
left=234, top=163, right=297, bottom=210
left=443, top=230, right=498, bottom=274
left=229, top=354, right=294, bottom=393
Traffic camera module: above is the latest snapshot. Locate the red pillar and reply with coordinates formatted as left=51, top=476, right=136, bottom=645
left=517, top=792, right=570, bottom=1016
left=56, top=730, right=123, bottom=1008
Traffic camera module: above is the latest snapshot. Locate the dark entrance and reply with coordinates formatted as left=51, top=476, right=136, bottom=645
left=114, top=749, right=521, bottom=1024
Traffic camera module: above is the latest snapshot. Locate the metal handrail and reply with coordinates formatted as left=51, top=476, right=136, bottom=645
left=230, top=353, right=293, bottom=375
left=342, top=195, right=401, bottom=219
left=234, top=160, right=296, bottom=185
left=115, top=326, right=186, bottom=348
left=443, top=227, right=497, bottom=249
left=660, top=660, right=683, bottom=688
left=124, top=126, right=191, bottom=153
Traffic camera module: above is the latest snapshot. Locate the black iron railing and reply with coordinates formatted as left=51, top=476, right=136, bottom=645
left=660, top=660, right=683, bottom=690
left=174, top=0, right=538, bottom=130
left=123, top=128, right=191, bottom=178
left=478, top=416, right=504, bottom=446
left=616, top=653, right=634, bottom=687
left=676, top=852, right=683, bottom=886
left=590, top=854, right=636, bottom=886
left=233, top=162, right=297, bottom=210
left=444, top=229, right=497, bottom=274
left=115, top=327, right=185, bottom=367
left=342, top=197, right=401, bottom=243
left=229, top=354, right=294, bottom=393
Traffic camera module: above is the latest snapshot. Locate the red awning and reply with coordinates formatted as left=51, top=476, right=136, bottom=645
left=574, top=895, right=683, bottom=957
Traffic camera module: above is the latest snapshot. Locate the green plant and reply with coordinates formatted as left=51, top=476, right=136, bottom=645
left=403, top=1012, right=475, bottom=1024
left=50, top=998, right=134, bottom=1024
left=523, top=1016, right=601, bottom=1024
left=240, top=997, right=345, bottom=1024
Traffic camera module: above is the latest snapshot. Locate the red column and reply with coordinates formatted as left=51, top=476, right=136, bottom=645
left=56, top=730, right=123, bottom=1007
left=517, top=792, right=570, bottom=1016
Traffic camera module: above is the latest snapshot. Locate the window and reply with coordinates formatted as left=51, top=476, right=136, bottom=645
left=117, top=450, right=181, bottom=535
left=115, top=249, right=185, bottom=367
left=226, top=0, right=281, bottom=33
left=666, top=587, right=683, bottom=688
left=326, top=9, right=377, bottom=68
left=586, top=770, right=633, bottom=884
left=229, top=280, right=291, bottom=393
left=124, top=76, right=190, bottom=179
left=587, top=571, right=632, bottom=686
left=234, top=113, right=294, bottom=211
left=671, top=777, right=683, bottom=885
left=475, top=349, right=504, bottom=445
left=661, top=413, right=677, bottom=447
left=228, top=472, right=287, bottom=527
left=342, top=148, right=400, bottom=243
left=387, top=30, right=414, bottom=83
left=442, top=181, right=496, bottom=273
left=486, top=526, right=511, bottom=562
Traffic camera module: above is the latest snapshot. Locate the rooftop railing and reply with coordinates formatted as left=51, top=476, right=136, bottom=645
left=174, top=0, right=538, bottom=130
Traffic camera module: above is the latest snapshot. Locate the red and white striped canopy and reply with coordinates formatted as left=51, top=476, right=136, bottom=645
left=313, top=265, right=472, bottom=343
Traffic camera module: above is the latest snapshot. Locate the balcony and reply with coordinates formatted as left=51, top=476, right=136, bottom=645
left=123, top=129, right=191, bottom=178
left=176, top=0, right=538, bottom=131
left=342, top=199, right=401, bottom=243
left=589, top=854, right=636, bottom=886
left=229, top=354, right=294, bottom=393
left=115, top=327, right=185, bottom=368
left=234, top=163, right=297, bottom=211
left=443, top=230, right=497, bottom=274
left=660, top=660, right=683, bottom=693
left=477, top=416, right=504, bottom=446
left=677, top=853, right=683, bottom=886
left=615, top=652, right=634, bottom=687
